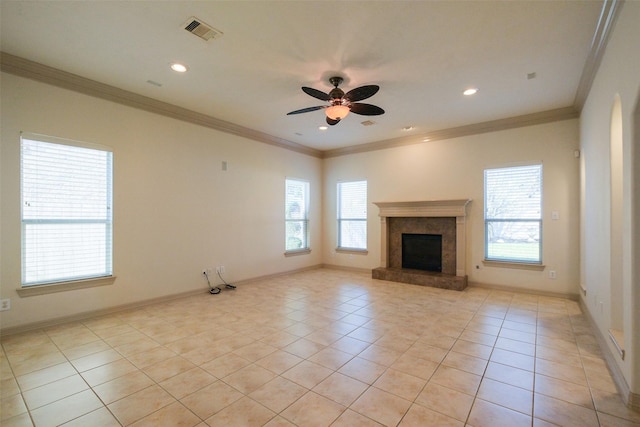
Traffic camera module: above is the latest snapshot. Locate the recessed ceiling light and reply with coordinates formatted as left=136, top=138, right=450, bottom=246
left=318, top=126, right=328, bottom=131
left=423, top=138, right=431, bottom=142
left=402, top=126, right=415, bottom=131
left=170, top=62, right=188, bottom=73
left=463, top=88, right=478, bottom=96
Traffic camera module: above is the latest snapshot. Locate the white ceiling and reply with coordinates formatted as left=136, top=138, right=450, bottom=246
left=1, top=1, right=603, bottom=152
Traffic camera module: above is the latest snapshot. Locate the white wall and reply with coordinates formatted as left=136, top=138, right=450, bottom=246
left=0, top=46, right=600, bottom=348
left=323, top=120, right=580, bottom=296
left=0, top=73, right=323, bottom=330
left=579, top=1, right=640, bottom=397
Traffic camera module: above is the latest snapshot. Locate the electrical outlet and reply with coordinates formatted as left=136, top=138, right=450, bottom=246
left=0, top=298, right=10, bottom=311
left=220, top=266, right=225, bottom=274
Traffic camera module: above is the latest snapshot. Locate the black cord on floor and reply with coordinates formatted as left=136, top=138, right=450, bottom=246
left=203, top=271, right=221, bottom=294
left=217, top=270, right=236, bottom=289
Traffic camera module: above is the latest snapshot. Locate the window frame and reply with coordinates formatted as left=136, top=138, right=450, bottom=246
left=337, top=179, right=368, bottom=252
left=284, top=177, right=310, bottom=255
left=484, top=163, right=543, bottom=265
left=19, top=132, right=115, bottom=293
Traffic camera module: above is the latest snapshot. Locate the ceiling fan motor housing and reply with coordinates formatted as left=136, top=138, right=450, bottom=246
left=329, top=76, right=346, bottom=101
left=329, top=88, right=346, bottom=102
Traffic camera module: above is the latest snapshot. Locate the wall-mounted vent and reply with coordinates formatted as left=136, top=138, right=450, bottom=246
left=183, top=17, right=223, bottom=41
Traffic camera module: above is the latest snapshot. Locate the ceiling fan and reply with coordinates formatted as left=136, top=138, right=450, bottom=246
left=287, top=76, right=385, bottom=126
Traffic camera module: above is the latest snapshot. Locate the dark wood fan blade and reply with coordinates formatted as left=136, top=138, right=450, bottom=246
left=302, top=87, right=331, bottom=101
left=344, top=85, right=379, bottom=102
left=349, top=103, right=385, bottom=116
left=287, top=106, right=325, bottom=115
left=326, top=116, right=341, bottom=126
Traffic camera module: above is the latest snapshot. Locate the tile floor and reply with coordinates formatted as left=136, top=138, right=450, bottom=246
left=2, top=268, right=640, bottom=426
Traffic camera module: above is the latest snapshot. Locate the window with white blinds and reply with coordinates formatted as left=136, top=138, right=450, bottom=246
left=484, top=164, right=542, bottom=263
left=21, top=134, right=113, bottom=286
left=285, top=178, right=309, bottom=252
left=337, top=180, right=367, bottom=250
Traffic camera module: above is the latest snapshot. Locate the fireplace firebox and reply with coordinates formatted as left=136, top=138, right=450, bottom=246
left=402, top=233, right=442, bottom=272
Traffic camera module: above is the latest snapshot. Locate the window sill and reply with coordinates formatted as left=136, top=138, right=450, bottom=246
left=336, top=247, right=369, bottom=255
left=284, top=248, right=311, bottom=257
left=17, top=276, right=117, bottom=297
left=482, top=260, right=545, bottom=271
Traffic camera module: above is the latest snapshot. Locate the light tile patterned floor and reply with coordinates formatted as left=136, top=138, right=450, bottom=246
left=2, top=269, right=640, bottom=426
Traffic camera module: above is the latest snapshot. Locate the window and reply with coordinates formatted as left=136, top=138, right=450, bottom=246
left=285, top=178, right=309, bottom=252
left=21, top=133, right=113, bottom=286
left=337, top=180, right=367, bottom=250
left=484, top=164, right=542, bottom=263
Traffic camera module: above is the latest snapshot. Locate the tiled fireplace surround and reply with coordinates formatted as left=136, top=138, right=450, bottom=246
left=372, top=200, right=471, bottom=291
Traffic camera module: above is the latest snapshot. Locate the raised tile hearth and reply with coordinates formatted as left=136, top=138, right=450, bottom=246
left=372, top=199, right=471, bottom=291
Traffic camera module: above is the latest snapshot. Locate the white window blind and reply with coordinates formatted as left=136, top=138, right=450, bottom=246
left=285, top=178, right=309, bottom=251
left=337, top=180, right=367, bottom=250
left=21, top=134, right=113, bottom=286
left=484, top=164, right=542, bottom=263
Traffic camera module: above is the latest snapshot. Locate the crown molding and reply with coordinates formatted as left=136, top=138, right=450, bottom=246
left=0, top=52, right=323, bottom=159
left=1, top=51, right=582, bottom=161
left=322, top=106, right=579, bottom=158
left=573, top=0, right=624, bottom=111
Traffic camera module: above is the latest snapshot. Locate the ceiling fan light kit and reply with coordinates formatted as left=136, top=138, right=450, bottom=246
left=325, top=104, right=350, bottom=120
left=287, top=76, right=385, bottom=126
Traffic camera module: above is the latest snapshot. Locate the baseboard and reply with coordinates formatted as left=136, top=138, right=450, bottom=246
left=0, top=264, right=325, bottom=337
left=232, top=264, right=324, bottom=285
left=0, top=287, right=205, bottom=337
left=630, top=392, right=640, bottom=412
left=468, top=281, right=580, bottom=301
left=320, top=264, right=372, bottom=274
left=579, top=298, right=637, bottom=410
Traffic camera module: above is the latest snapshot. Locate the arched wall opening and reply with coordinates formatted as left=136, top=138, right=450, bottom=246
left=610, top=95, right=624, bottom=332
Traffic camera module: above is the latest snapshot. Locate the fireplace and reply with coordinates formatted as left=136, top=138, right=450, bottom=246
left=372, top=200, right=471, bottom=291
left=402, top=233, right=442, bottom=272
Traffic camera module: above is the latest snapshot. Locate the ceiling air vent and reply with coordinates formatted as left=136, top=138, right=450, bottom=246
left=183, top=17, right=223, bottom=41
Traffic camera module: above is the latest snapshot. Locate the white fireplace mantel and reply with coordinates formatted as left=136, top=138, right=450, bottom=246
left=374, top=199, right=470, bottom=218
left=373, top=199, right=471, bottom=277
